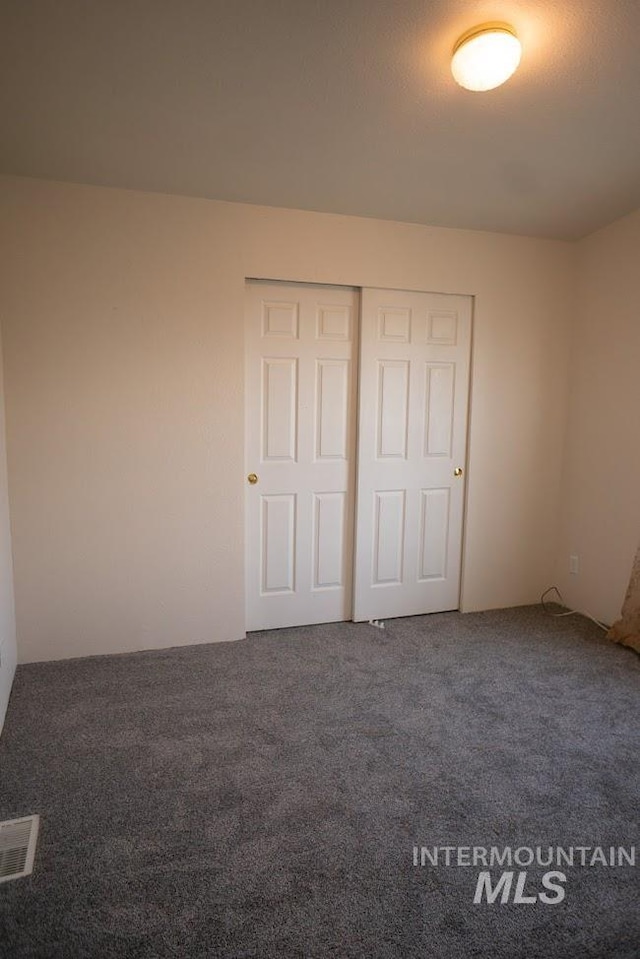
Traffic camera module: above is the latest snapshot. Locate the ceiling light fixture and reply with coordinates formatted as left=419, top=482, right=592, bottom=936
left=451, top=23, right=521, bottom=92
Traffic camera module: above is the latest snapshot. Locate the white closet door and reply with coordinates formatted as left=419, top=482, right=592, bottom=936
left=353, top=288, right=472, bottom=621
left=245, top=281, right=358, bottom=631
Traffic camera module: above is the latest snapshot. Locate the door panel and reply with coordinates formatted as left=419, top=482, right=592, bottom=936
left=373, top=490, right=406, bottom=584
left=377, top=361, right=410, bottom=458
left=315, top=360, right=350, bottom=459
left=312, top=492, right=347, bottom=588
left=245, top=282, right=358, bottom=631
left=262, top=359, right=297, bottom=461
left=419, top=488, right=450, bottom=580
left=353, top=289, right=472, bottom=621
left=261, top=494, right=296, bottom=593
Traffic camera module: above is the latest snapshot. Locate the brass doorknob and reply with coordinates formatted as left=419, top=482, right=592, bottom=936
left=247, top=473, right=259, bottom=485
left=454, top=467, right=463, bottom=477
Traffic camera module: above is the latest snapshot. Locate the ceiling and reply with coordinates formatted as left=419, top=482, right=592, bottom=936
left=1, top=0, right=640, bottom=240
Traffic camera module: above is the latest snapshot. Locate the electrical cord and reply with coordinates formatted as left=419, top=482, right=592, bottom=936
left=541, top=585, right=608, bottom=631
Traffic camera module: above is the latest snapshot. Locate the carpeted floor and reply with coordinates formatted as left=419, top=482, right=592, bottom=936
left=0, top=606, right=638, bottom=958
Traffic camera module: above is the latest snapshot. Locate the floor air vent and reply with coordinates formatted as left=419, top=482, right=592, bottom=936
left=0, top=815, right=39, bottom=883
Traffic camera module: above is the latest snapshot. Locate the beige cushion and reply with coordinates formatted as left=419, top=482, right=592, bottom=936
left=608, top=545, right=640, bottom=653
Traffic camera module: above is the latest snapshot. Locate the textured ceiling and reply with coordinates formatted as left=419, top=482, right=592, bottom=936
left=1, top=0, right=640, bottom=239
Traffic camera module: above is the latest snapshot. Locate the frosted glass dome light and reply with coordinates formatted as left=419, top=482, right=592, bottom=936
left=451, top=24, right=522, bottom=92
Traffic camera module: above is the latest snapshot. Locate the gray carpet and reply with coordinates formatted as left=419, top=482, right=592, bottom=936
left=0, top=606, right=638, bottom=958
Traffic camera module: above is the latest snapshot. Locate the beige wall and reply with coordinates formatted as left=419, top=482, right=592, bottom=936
left=1, top=178, right=245, bottom=663
left=0, top=326, right=17, bottom=729
left=0, top=176, right=575, bottom=663
left=554, top=208, right=640, bottom=625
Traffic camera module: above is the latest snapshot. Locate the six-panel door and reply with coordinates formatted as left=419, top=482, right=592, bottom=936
left=353, top=288, right=472, bottom=621
left=245, top=282, right=359, bottom=631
